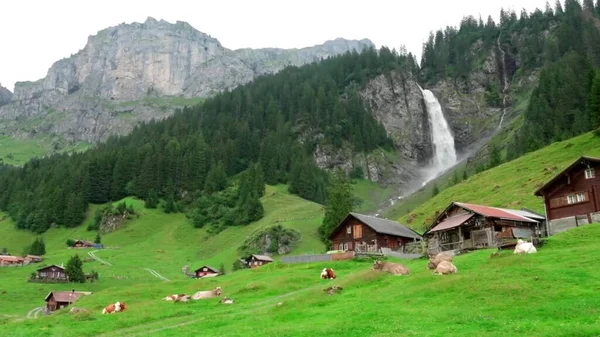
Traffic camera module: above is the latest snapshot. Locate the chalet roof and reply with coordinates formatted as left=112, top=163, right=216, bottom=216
left=455, top=203, right=538, bottom=223
left=249, top=254, right=274, bottom=262
left=194, top=265, right=220, bottom=273
left=0, top=256, right=24, bottom=262
left=506, top=209, right=546, bottom=221
left=74, top=240, right=94, bottom=245
left=534, top=156, right=600, bottom=196
left=342, top=212, right=422, bottom=240
left=44, top=291, right=87, bottom=303
left=429, top=213, right=474, bottom=233
left=37, top=264, right=65, bottom=272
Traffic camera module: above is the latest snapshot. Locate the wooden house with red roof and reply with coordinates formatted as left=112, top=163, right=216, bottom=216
left=422, top=202, right=545, bottom=255
left=534, top=156, right=600, bottom=235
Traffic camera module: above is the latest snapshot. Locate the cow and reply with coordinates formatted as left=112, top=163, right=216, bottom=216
left=220, top=297, right=234, bottom=304
left=433, top=261, right=458, bottom=275
left=102, top=301, right=127, bottom=314
left=320, top=268, right=336, bottom=280
left=164, top=294, right=191, bottom=302
left=514, top=239, right=537, bottom=254
left=191, top=286, right=223, bottom=300
left=426, top=252, right=453, bottom=270
left=372, top=260, right=410, bottom=275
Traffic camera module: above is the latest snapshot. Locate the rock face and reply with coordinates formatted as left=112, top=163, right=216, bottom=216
left=0, top=17, right=373, bottom=143
left=0, top=85, right=11, bottom=107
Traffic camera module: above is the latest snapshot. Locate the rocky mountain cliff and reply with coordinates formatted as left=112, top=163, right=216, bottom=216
left=0, top=85, right=11, bottom=106
left=0, top=17, right=373, bottom=144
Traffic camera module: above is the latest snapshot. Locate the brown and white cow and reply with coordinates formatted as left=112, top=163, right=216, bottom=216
left=163, top=294, right=191, bottom=302
left=102, top=301, right=127, bottom=314
left=320, top=268, right=336, bottom=280
left=191, top=286, right=223, bottom=300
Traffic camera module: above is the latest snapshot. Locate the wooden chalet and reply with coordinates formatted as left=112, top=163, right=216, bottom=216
left=328, top=212, right=422, bottom=253
left=423, top=202, right=545, bottom=255
left=194, top=265, right=220, bottom=278
left=0, top=255, right=24, bottom=266
left=35, top=265, right=68, bottom=281
left=73, top=240, right=94, bottom=248
left=244, top=254, right=274, bottom=268
left=24, top=255, right=43, bottom=264
left=534, top=156, right=600, bottom=235
left=44, top=290, right=90, bottom=312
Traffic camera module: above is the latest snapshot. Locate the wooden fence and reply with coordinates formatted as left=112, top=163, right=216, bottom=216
left=280, top=251, right=355, bottom=264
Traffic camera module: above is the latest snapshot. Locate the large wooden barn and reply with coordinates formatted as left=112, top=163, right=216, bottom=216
left=35, top=265, right=68, bottom=282
left=328, top=212, right=422, bottom=253
left=423, top=202, right=545, bottom=255
left=44, top=290, right=90, bottom=312
left=534, top=156, right=600, bottom=235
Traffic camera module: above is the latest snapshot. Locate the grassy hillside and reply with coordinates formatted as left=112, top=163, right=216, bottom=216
left=0, top=185, right=324, bottom=318
left=1, top=224, right=599, bottom=336
left=399, top=132, right=600, bottom=231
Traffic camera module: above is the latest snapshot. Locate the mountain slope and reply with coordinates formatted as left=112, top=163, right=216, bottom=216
left=0, top=17, right=373, bottom=144
left=1, top=224, right=599, bottom=336
left=399, top=132, right=600, bottom=230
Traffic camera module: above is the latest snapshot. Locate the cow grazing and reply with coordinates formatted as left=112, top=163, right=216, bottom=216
left=372, top=260, right=410, bottom=275
left=102, top=301, right=127, bottom=314
left=514, top=239, right=537, bottom=254
left=427, top=252, right=453, bottom=270
left=191, top=286, right=223, bottom=300
left=433, top=261, right=458, bottom=275
left=320, top=268, right=336, bottom=280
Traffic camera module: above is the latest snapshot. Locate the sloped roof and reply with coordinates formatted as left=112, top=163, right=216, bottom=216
left=44, top=291, right=86, bottom=303
left=250, top=254, right=274, bottom=262
left=0, top=256, right=24, bottom=262
left=194, top=265, right=220, bottom=273
left=534, top=156, right=600, bottom=196
left=429, top=213, right=474, bottom=233
left=345, top=213, right=422, bottom=239
left=36, top=264, right=65, bottom=272
left=455, top=203, right=538, bottom=223
left=504, top=209, right=545, bottom=221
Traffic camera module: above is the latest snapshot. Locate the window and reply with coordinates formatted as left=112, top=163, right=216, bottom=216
left=352, top=225, right=362, bottom=239
left=494, top=225, right=502, bottom=232
left=346, top=226, right=351, bottom=234
left=464, top=231, right=471, bottom=240
left=567, top=195, right=576, bottom=204
left=576, top=192, right=586, bottom=202
left=40, top=272, right=46, bottom=277
left=585, top=168, right=595, bottom=179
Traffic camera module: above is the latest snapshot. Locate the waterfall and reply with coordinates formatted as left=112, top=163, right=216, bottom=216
left=418, top=85, right=457, bottom=183
left=497, top=35, right=509, bottom=129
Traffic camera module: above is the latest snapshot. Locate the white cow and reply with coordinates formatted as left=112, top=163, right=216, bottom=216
left=514, top=239, right=537, bottom=254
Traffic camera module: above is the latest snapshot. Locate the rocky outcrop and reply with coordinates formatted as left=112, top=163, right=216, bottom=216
left=0, top=85, right=11, bottom=107
left=0, top=17, right=373, bottom=143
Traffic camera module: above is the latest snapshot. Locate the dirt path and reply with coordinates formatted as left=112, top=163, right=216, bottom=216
left=96, top=285, right=321, bottom=336
left=143, top=268, right=170, bottom=281
left=26, top=307, right=43, bottom=319
left=88, top=250, right=113, bottom=266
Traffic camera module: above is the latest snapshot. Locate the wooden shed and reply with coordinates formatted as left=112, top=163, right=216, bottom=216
left=244, top=254, right=274, bottom=268
left=35, top=265, right=68, bottom=281
left=423, top=202, right=544, bottom=255
left=44, top=290, right=89, bottom=312
left=328, top=212, right=422, bottom=253
left=24, top=255, right=43, bottom=264
left=194, top=265, right=220, bottom=278
left=73, top=240, right=94, bottom=248
left=0, top=255, right=24, bottom=266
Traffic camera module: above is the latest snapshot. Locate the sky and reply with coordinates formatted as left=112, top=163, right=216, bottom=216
left=0, top=0, right=549, bottom=92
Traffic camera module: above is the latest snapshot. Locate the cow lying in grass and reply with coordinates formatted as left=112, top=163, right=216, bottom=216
left=102, top=301, right=127, bottom=314
left=514, top=239, right=537, bottom=254
left=427, top=252, right=453, bottom=270
left=191, top=286, right=223, bottom=300
left=320, top=268, right=336, bottom=279
left=163, top=294, right=191, bottom=302
left=433, top=261, right=458, bottom=275
left=372, top=260, right=411, bottom=275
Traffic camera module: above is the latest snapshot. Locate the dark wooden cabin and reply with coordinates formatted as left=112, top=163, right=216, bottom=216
left=194, top=265, right=220, bottom=278
left=35, top=265, right=68, bottom=281
left=73, top=240, right=94, bottom=248
left=44, top=290, right=86, bottom=312
left=244, top=254, right=274, bottom=268
left=328, top=212, right=422, bottom=253
left=24, top=255, right=43, bottom=264
left=423, top=202, right=544, bottom=255
left=534, top=156, right=600, bottom=235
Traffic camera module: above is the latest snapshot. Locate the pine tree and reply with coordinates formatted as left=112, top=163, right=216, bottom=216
left=488, top=144, right=502, bottom=168
left=145, top=189, right=158, bottom=209
left=588, top=71, right=600, bottom=128
left=27, top=237, right=46, bottom=256
left=65, top=254, right=85, bottom=283
left=94, top=233, right=101, bottom=244
left=219, top=262, right=226, bottom=275
left=462, top=171, right=468, bottom=181
left=319, top=169, right=353, bottom=243
left=432, top=184, right=440, bottom=197
left=204, top=162, right=228, bottom=195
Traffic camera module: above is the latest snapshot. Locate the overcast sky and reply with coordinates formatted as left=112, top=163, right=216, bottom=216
left=0, top=0, right=549, bottom=91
